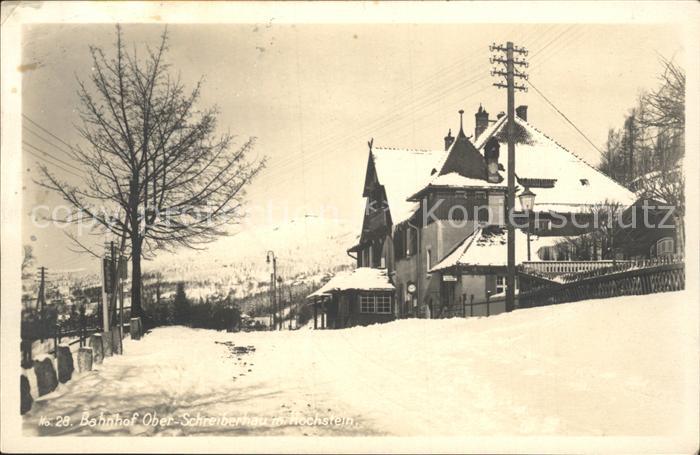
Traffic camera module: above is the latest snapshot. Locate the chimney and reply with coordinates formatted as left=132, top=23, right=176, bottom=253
left=474, top=104, right=489, bottom=140
left=516, top=105, right=528, bottom=121
left=444, top=129, right=454, bottom=151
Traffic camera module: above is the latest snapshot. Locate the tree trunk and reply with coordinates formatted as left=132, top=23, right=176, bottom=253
left=131, top=236, right=143, bottom=318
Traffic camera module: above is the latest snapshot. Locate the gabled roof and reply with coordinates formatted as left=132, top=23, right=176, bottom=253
left=429, top=225, right=566, bottom=272
left=436, top=128, right=488, bottom=179
left=369, top=146, right=447, bottom=225
left=306, top=267, right=395, bottom=298
left=474, top=115, right=637, bottom=212
left=408, top=130, right=506, bottom=200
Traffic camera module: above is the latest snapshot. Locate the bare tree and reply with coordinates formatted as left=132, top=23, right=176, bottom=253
left=640, top=57, right=685, bottom=140
left=38, top=26, right=265, bottom=318
left=598, top=58, right=684, bottom=186
left=632, top=166, right=684, bottom=255
left=22, top=245, right=36, bottom=280
left=553, top=201, right=624, bottom=261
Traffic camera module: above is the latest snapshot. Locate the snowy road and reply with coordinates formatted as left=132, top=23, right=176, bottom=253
left=23, top=326, right=383, bottom=436
left=23, top=291, right=697, bottom=438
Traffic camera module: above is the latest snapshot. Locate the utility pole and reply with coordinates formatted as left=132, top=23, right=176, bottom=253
left=277, top=279, right=283, bottom=330
left=100, top=251, right=110, bottom=332
left=288, top=288, right=293, bottom=330
left=269, top=278, right=274, bottom=330
left=266, top=251, right=277, bottom=330
left=491, top=41, right=528, bottom=312
left=36, top=266, right=46, bottom=342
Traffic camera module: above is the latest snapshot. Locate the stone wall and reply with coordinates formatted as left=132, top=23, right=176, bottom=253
left=20, top=318, right=142, bottom=415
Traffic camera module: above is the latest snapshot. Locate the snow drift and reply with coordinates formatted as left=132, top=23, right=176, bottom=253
left=23, top=291, right=697, bottom=448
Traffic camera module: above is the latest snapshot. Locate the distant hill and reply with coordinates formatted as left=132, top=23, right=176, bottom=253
left=27, top=216, right=358, bottom=319
left=142, top=215, right=357, bottom=315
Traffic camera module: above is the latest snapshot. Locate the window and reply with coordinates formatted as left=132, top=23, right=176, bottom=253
left=376, top=295, right=391, bottom=313
left=496, top=276, right=506, bottom=294
left=426, top=248, right=432, bottom=272
left=360, top=294, right=392, bottom=314
left=488, top=193, right=505, bottom=226
left=406, top=228, right=412, bottom=256
left=475, top=191, right=486, bottom=199
left=656, top=237, right=675, bottom=257
left=410, top=228, right=418, bottom=255
left=360, top=294, right=374, bottom=313
left=535, top=219, right=551, bottom=231
left=580, top=178, right=590, bottom=186
left=496, top=275, right=519, bottom=294
left=394, top=229, right=405, bottom=260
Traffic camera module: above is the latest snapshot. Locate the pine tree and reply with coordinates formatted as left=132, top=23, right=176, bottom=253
left=173, top=282, right=190, bottom=326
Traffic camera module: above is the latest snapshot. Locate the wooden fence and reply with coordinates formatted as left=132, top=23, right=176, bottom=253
left=518, top=260, right=685, bottom=309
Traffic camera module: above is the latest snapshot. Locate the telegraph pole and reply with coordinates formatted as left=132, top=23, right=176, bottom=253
left=288, top=288, right=293, bottom=330
left=100, top=250, right=111, bottom=332
left=36, top=266, right=46, bottom=342
left=266, top=251, right=277, bottom=330
left=490, top=41, right=528, bottom=312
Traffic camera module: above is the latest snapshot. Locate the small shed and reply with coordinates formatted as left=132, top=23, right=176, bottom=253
left=307, top=268, right=395, bottom=329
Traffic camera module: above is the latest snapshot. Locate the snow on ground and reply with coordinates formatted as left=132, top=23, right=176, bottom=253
left=23, top=291, right=697, bottom=438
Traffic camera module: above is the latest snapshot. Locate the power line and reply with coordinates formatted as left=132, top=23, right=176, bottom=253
left=257, top=24, right=555, bottom=175
left=263, top=53, right=494, bottom=175
left=23, top=124, right=80, bottom=163
left=526, top=78, right=605, bottom=158
left=22, top=114, right=79, bottom=154
left=23, top=141, right=85, bottom=173
left=264, top=25, right=584, bottom=182
left=259, top=27, right=572, bottom=187
left=24, top=148, right=84, bottom=178
left=529, top=24, right=577, bottom=59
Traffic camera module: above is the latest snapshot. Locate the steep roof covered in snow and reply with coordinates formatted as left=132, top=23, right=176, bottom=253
left=307, top=267, right=395, bottom=298
left=473, top=115, right=637, bottom=212
left=429, top=226, right=566, bottom=272
left=407, top=123, right=506, bottom=200
left=408, top=172, right=507, bottom=200
left=370, top=146, right=447, bottom=225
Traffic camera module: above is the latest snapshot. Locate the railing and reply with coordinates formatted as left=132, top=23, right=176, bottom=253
left=521, top=260, right=630, bottom=277
left=519, top=260, right=685, bottom=309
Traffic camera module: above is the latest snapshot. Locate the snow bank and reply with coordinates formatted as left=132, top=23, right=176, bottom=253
left=23, top=291, right=697, bottom=444
left=306, top=291, right=697, bottom=438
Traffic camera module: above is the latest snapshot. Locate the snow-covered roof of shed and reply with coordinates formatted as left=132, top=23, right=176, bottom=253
left=306, top=267, right=395, bottom=298
left=474, top=115, right=637, bottom=211
left=371, top=146, right=448, bottom=224
left=429, top=226, right=566, bottom=272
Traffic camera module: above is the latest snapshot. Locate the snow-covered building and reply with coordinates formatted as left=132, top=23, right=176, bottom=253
left=307, top=268, right=395, bottom=328
left=311, top=105, right=637, bottom=324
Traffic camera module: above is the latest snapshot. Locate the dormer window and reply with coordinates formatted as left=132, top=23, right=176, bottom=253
left=580, top=178, right=589, bottom=186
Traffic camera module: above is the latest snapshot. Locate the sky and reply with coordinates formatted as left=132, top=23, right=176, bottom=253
left=21, top=22, right=684, bottom=270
